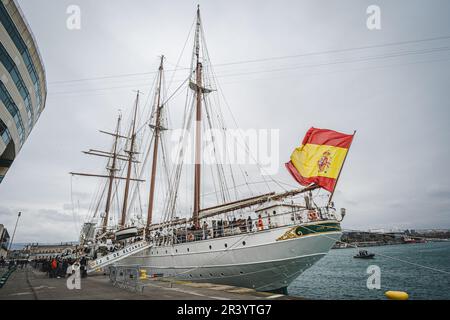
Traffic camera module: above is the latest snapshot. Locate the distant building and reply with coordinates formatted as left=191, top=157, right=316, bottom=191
left=0, top=223, right=10, bottom=258
left=26, top=242, right=78, bottom=260
left=7, top=248, right=28, bottom=260
left=0, top=0, right=47, bottom=183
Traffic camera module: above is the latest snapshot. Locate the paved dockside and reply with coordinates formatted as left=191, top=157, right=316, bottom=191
left=0, top=267, right=298, bottom=300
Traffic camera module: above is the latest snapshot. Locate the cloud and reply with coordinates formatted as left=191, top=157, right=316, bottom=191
left=0, top=206, right=80, bottom=243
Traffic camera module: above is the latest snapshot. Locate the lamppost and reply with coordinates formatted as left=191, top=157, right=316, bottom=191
left=8, top=212, right=22, bottom=254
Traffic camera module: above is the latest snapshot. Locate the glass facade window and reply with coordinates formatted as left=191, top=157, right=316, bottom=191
left=0, top=43, right=34, bottom=127
left=0, top=80, right=24, bottom=144
left=0, top=118, right=11, bottom=145
left=0, top=2, right=43, bottom=115
left=0, top=228, right=9, bottom=249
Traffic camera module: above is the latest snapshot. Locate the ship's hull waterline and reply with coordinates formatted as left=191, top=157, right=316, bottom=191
left=116, top=220, right=342, bottom=292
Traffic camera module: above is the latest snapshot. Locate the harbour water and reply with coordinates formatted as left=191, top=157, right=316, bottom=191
left=289, top=242, right=450, bottom=300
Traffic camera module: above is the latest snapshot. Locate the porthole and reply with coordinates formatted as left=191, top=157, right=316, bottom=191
left=189, top=274, right=192, bottom=278
left=209, top=245, right=212, bottom=250
left=175, top=249, right=178, bottom=253
left=242, top=241, right=246, bottom=246
left=220, top=273, right=225, bottom=276
left=209, top=273, right=213, bottom=276
left=224, top=243, right=228, bottom=248
left=240, top=271, right=244, bottom=275
left=165, top=250, right=168, bottom=254
left=199, top=274, right=203, bottom=277
left=187, top=248, right=190, bottom=252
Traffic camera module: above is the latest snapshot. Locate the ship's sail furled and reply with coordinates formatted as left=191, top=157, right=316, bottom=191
left=285, top=127, right=355, bottom=193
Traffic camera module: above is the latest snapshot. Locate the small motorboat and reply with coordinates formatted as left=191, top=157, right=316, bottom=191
left=354, top=250, right=375, bottom=259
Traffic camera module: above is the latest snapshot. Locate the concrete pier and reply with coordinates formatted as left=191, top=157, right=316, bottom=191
left=0, top=267, right=299, bottom=300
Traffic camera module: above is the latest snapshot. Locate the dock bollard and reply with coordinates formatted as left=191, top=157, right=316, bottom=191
left=139, top=269, right=147, bottom=280
left=385, top=291, right=409, bottom=300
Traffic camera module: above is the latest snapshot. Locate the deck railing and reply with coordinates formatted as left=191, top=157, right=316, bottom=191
left=147, top=207, right=338, bottom=246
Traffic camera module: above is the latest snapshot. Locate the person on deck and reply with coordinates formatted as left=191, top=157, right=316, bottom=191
left=257, top=214, right=264, bottom=231
left=202, top=221, right=209, bottom=240
left=247, top=216, right=253, bottom=232
left=212, top=220, right=217, bottom=238
left=231, top=217, right=237, bottom=232
left=217, top=220, right=223, bottom=237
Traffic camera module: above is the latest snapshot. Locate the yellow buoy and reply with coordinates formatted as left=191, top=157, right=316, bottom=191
left=385, top=291, right=409, bottom=300
left=139, top=269, right=148, bottom=280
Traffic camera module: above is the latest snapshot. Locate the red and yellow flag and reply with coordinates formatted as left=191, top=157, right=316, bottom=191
left=285, top=127, right=354, bottom=192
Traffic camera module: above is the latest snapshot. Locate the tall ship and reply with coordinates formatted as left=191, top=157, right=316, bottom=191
left=72, top=7, right=354, bottom=294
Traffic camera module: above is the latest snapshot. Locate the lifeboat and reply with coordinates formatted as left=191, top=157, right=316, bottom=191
left=114, top=227, right=138, bottom=241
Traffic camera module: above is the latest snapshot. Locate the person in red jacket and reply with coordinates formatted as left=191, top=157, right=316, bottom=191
left=50, top=258, right=57, bottom=278
left=257, top=214, right=264, bottom=231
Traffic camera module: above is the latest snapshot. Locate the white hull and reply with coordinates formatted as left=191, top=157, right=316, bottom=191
left=116, top=221, right=342, bottom=292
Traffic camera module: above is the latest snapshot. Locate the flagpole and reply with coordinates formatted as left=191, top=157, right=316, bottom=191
left=327, top=130, right=356, bottom=207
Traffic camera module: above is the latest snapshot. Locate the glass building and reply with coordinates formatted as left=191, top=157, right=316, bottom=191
left=0, top=224, right=10, bottom=258
left=0, top=0, right=46, bottom=183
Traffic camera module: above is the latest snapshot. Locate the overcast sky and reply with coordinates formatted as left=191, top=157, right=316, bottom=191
left=1, top=0, right=450, bottom=244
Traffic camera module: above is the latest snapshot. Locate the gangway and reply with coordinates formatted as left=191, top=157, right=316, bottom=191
left=87, top=240, right=152, bottom=274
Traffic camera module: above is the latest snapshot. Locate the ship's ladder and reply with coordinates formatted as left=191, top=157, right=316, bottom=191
left=87, top=240, right=152, bottom=274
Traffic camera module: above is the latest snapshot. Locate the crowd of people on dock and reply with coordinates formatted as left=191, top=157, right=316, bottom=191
left=0, top=256, right=28, bottom=269
left=31, top=256, right=88, bottom=279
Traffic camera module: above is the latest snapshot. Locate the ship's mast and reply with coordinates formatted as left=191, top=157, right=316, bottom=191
left=193, top=5, right=202, bottom=229
left=102, top=115, right=121, bottom=232
left=120, top=91, right=140, bottom=228
left=146, top=56, right=165, bottom=228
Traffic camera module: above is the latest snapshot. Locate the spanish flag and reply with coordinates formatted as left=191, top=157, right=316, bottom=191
left=286, top=127, right=354, bottom=192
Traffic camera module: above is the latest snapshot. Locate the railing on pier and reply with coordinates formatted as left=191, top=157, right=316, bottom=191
left=109, top=265, right=148, bottom=293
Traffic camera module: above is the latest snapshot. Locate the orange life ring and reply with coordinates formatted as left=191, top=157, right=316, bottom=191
left=187, top=233, right=194, bottom=241
left=308, top=211, right=318, bottom=221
